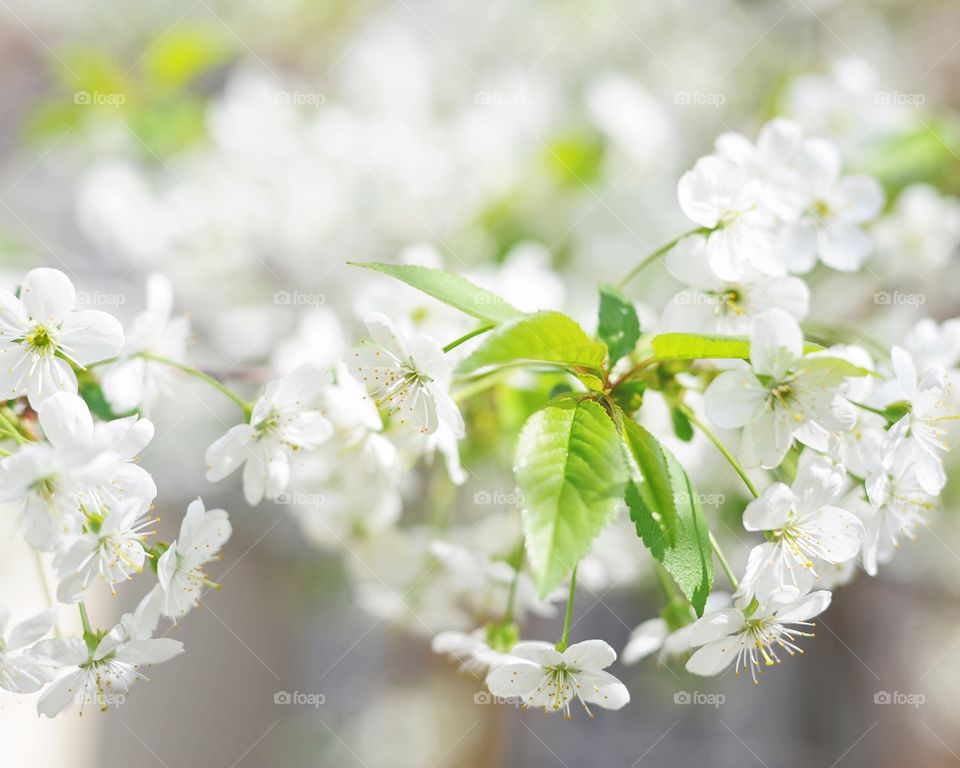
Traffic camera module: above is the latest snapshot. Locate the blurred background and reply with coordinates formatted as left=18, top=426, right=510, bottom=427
left=1, top=0, right=960, bottom=765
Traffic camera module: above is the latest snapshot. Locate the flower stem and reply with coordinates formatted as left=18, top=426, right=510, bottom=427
left=443, top=324, right=495, bottom=353
left=555, top=565, right=578, bottom=652
left=616, top=226, right=710, bottom=290
left=0, top=408, right=28, bottom=445
left=709, top=532, right=739, bottom=591
left=139, top=353, right=253, bottom=419
left=679, top=403, right=760, bottom=499
left=849, top=400, right=888, bottom=418
left=502, top=547, right=525, bottom=623
left=78, top=601, right=92, bottom=635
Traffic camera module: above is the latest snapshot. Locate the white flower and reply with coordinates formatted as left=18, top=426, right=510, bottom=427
left=903, top=317, right=960, bottom=373
left=0, top=391, right=155, bottom=551
left=0, top=608, right=57, bottom=693
left=348, top=313, right=464, bottom=437
left=663, top=234, right=809, bottom=335
left=205, top=365, right=334, bottom=505
left=874, top=184, right=960, bottom=276
left=154, top=498, right=232, bottom=620
left=32, top=594, right=182, bottom=717
left=54, top=494, right=154, bottom=603
left=882, top=346, right=954, bottom=495
left=485, top=639, right=629, bottom=716
left=320, top=364, right=396, bottom=473
left=704, top=309, right=856, bottom=468
left=621, top=593, right=731, bottom=666
left=101, top=273, right=191, bottom=415
left=677, top=155, right=780, bottom=280
left=431, top=629, right=533, bottom=677
left=859, top=440, right=936, bottom=575
left=0, top=268, right=123, bottom=408
left=686, top=590, right=831, bottom=682
left=774, top=139, right=883, bottom=273
left=736, top=455, right=863, bottom=603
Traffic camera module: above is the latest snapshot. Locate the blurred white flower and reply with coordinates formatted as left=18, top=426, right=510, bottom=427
left=205, top=365, right=334, bottom=505
left=102, top=273, right=191, bottom=415
left=874, top=184, right=960, bottom=276
left=0, top=608, right=57, bottom=693
left=0, top=268, right=123, bottom=408
left=154, top=498, right=232, bottom=620
left=485, top=639, right=629, bottom=716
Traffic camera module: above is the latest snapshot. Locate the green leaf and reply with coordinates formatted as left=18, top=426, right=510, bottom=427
left=349, top=262, right=524, bottom=325
left=597, top=284, right=640, bottom=366
left=459, top=311, right=608, bottom=376
left=800, top=355, right=875, bottom=380
left=651, top=332, right=824, bottom=362
left=515, top=399, right=627, bottom=597
left=670, top=406, right=694, bottom=442
left=623, top=421, right=713, bottom=615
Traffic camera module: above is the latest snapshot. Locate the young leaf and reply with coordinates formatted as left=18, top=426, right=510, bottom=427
left=597, top=284, right=640, bottom=366
left=349, top=262, right=524, bottom=324
left=623, top=421, right=713, bottom=615
left=459, top=311, right=608, bottom=376
left=515, top=399, right=627, bottom=597
left=652, top=332, right=825, bottom=362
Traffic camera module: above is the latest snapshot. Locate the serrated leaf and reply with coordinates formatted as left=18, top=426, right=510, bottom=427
left=623, top=421, right=713, bottom=615
left=597, top=284, right=640, bottom=366
left=349, top=262, right=524, bottom=325
left=459, top=311, right=608, bottom=376
left=515, top=399, right=627, bottom=597
left=652, top=332, right=824, bottom=362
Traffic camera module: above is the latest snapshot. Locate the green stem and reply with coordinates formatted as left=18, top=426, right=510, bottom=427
left=849, top=400, right=887, bottom=419
left=555, top=565, right=578, bottom=652
left=709, top=532, right=739, bottom=591
left=502, top=547, right=525, bottom=623
left=679, top=403, right=760, bottom=499
left=0, top=409, right=27, bottom=445
left=616, top=226, right=710, bottom=290
left=443, top=324, right=494, bottom=353
left=78, top=602, right=92, bottom=635
left=139, top=353, right=252, bottom=418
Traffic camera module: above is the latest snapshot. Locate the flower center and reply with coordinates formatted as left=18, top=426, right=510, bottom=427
left=25, top=324, right=57, bottom=355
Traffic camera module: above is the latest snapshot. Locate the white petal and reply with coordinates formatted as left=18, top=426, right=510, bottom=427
left=704, top=366, right=766, bottom=429
left=686, top=634, right=741, bottom=676
left=750, top=308, right=802, bottom=377
left=21, top=268, right=76, bottom=325
left=562, top=639, right=617, bottom=670
left=742, top=483, right=794, bottom=531
left=774, top=590, right=832, bottom=623
left=60, top=310, right=124, bottom=364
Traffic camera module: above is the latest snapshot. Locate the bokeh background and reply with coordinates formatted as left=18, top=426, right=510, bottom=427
left=1, top=0, right=960, bottom=766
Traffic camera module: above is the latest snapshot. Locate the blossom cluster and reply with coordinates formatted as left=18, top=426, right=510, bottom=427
left=0, top=269, right=231, bottom=717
